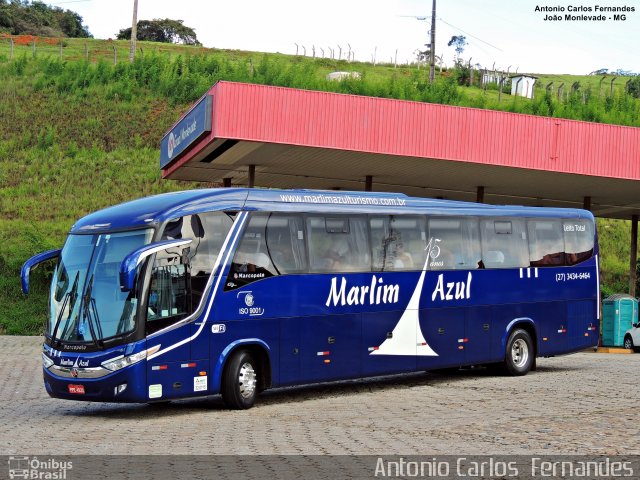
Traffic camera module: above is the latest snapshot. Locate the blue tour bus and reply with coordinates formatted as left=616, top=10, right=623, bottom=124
left=22, top=188, right=599, bottom=409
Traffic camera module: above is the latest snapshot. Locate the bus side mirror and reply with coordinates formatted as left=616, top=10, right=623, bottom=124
left=119, top=239, right=193, bottom=292
left=21, top=249, right=61, bottom=295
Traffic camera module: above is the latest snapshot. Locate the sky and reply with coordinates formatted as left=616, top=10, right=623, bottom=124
left=51, top=0, right=640, bottom=75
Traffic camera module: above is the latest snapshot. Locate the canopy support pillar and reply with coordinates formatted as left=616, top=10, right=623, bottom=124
left=248, top=165, right=255, bottom=188
left=630, top=214, right=638, bottom=297
left=365, top=175, right=373, bottom=192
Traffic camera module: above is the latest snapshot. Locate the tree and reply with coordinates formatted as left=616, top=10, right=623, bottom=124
left=0, top=0, right=90, bottom=37
left=627, top=77, right=640, bottom=99
left=117, top=19, right=200, bottom=45
left=447, top=35, right=467, bottom=63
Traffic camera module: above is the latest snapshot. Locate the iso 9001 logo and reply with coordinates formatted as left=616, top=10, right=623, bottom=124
left=244, top=293, right=254, bottom=307
left=8, top=456, right=72, bottom=479
left=237, top=291, right=264, bottom=317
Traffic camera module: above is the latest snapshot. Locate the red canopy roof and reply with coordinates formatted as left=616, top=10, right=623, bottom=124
left=162, top=81, right=640, bottom=219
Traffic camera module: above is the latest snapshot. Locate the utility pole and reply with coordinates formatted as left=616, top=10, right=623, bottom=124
left=429, top=0, right=436, bottom=83
left=129, top=0, right=139, bottom=62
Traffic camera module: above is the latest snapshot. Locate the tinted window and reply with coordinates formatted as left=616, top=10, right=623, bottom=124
left=227, top=214, right=278, bottom=290
left=480, top=218, right=529, bottom=268
left=307, top=216, right=370, bottom=272
left=528, top=219, right=565, bottom=267
left=265, top=214, right=307, bottom=274
left=370, top=215, right=427, bottom=271
left=428, top=217, right=482, bottom=270
left=564, top=219, right=595, bottom=265
left=147, top=212, right=233, bottom=332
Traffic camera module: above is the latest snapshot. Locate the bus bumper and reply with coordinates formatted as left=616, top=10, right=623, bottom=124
left=43, top=361, right=148, bottom=403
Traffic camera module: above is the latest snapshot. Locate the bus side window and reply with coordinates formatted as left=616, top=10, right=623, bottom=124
left=307, top=216, right=370, bottom=273
left=480, top=218, right=529, bottom=268
left=563, top=219, right=594, bottom=265
left=266, top=214, right=307, bottom=274
left=226, top=214, right=278, bottom=290
left=428, top=217, right=481, bottom=270
left=528, top=219, right=565, bottom=267
left=370, top=216, right=427, bottom=271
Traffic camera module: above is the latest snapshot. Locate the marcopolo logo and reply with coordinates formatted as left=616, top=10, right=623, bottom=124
left=8, top=456, right=72, bottom=479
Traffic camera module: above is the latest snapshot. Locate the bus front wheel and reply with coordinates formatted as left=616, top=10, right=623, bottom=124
left=502, top=329, right=534, bottom=376
left=221, top=350, right=258, bottom=409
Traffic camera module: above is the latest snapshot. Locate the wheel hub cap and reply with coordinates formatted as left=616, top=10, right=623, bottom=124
left=512, top=338, right=529, bottom=368
left=238, top=362, right=257, bottom=399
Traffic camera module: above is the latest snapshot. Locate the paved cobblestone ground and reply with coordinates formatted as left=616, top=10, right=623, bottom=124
left=1, top=336, right=638, bottom=456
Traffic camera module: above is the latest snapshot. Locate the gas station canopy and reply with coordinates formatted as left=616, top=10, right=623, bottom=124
left=160, top=81, right=640, bottom=220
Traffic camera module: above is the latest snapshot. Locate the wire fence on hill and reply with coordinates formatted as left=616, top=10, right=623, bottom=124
left=0, top=34, right=207, bottom=64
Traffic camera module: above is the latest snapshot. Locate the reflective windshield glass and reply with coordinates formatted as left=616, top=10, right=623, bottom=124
left=49, top=229, right=153, bottom=344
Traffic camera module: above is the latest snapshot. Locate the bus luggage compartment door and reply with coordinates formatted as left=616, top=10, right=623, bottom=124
left=535, top=301, right=568, bottom=356
left=464, top=307, right=493, bottom=364
left=298, top=313, right=361, bottom=383
left=362, top=309, right=417, bottom=376
left=568, top=300, right=598, bottom=350
left=418, top=307, right=465, bottom=370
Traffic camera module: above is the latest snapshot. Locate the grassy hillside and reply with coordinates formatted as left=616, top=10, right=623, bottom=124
left=0, top=36, right=637, bottom=334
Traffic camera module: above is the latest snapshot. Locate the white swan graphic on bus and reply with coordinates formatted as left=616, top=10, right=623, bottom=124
left=369, top=237, right=472, bottom=357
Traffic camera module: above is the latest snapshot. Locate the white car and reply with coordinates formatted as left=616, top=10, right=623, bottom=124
left=623, top=323, right=640, bottom=352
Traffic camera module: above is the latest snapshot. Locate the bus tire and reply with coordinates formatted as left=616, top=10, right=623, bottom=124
left=221, top=350, right=258, bottom=409
left=502, top=328, right=534, bottom=376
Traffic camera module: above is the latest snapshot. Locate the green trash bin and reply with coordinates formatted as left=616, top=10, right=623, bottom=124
left=602, top=294, right=638, bottom=347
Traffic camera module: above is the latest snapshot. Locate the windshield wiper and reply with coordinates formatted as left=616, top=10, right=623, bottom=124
left=50, top=272, right=79, bottom=349
left=82, top=275, right=104, bottom=349
left=116, top=293, right=137, bottom=336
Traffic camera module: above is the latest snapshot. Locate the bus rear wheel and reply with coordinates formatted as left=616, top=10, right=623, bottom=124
left=502, top=329, right=534, bottom=376
left=221, top=350, right=258, bottom=409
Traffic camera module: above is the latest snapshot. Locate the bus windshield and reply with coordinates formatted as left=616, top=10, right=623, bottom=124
left=49, top=229, right=154, bottom=345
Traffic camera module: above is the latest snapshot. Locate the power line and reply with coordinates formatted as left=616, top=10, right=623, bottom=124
left=438, top=17, right=503, bottom=52
left=48, top=0, right=93, bottom=4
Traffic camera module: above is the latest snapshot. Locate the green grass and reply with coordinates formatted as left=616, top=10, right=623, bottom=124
left=0, top=36, right=637, bottom=335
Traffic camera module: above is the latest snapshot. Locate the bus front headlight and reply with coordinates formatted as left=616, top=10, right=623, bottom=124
left=42, top=353, right=54, bottom=369
left=101, top=345, right=160, bottom=372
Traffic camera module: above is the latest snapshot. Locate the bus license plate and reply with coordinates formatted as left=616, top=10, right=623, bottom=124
left=68, top=384, right=85, bottom=394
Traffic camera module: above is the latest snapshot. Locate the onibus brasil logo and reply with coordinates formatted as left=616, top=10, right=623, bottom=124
left=8, top=456, right=72, bottom=479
